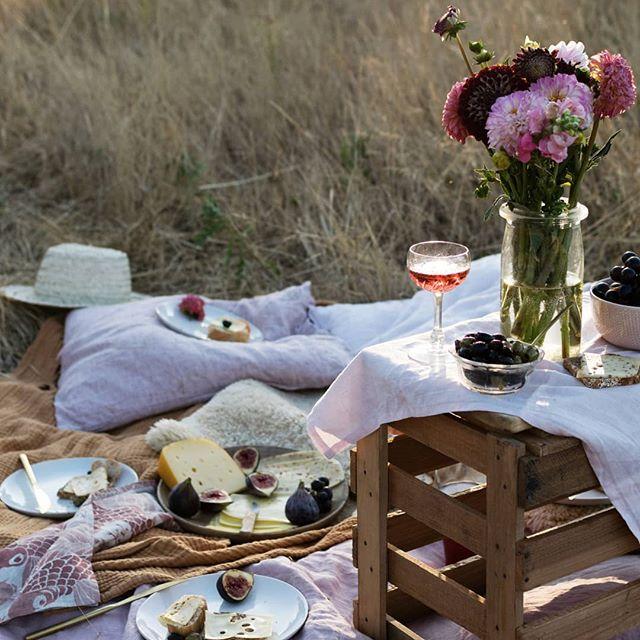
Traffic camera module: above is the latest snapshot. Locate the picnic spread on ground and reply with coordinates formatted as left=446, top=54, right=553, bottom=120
left=1, top=7, right=640, bottom=640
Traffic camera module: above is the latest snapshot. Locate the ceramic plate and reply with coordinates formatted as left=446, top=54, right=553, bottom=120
left=157, top=446, right=348, bottom=542
left=0, top=457, right=138, bottom=519
left=156, top=301, right=264, bottom=341
left=136, top=572, right=309, bottom=640
left=558, top=488, right=611, bottom=506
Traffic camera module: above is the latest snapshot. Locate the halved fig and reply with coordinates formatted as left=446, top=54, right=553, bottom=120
left=216, top=569, right=254, bottom=602
left=199, top=488, right=233, bottom=512
left=232, top=447, right=260, bottom=475
left=246, top=471, right=279, bottom=498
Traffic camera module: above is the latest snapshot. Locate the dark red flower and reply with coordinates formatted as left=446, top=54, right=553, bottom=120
left=432, top=5, right=466, bottom=41
left=457, top=65, right=526, bottom=143
left=513, top=47, right=556, bottom=83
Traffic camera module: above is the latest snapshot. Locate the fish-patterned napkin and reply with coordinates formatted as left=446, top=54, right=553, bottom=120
left=0, top=481, right=171, bottom=622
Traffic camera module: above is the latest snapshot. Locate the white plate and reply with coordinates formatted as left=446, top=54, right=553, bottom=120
left=0, top=457, right=139, bottom=519
left=558, top=488, right=611, bottom=506
left=156, top=301, right=264, bottom=342
left=136, top=573, right=309, bottom=640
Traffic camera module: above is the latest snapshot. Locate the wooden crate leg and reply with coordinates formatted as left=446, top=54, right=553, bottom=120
left=486, top=434, right=525, bottom=640
left=355, top=426, right=388, bottom=639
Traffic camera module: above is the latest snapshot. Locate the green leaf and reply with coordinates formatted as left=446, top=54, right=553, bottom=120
left=588, top=130, right=621, bottom=169
left=483, top=194, right=506, bottom=220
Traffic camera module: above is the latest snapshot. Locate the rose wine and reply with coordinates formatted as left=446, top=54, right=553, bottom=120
left=409, top=266, right=470, bottom=293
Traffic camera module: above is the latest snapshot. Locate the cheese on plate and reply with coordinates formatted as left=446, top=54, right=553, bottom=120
left=204, top=611, right=273, bottom=639
left=158, top=438, right=247, bottom=494
left=576, top=353, right=640, bottom=378
left=216, top=494, right=293, bottom=532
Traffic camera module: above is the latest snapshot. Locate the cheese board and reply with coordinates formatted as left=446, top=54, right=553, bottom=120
left=157, top=445, right=349, bottom=542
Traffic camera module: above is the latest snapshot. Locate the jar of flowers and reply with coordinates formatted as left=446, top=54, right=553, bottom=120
left=433, top=5, right=636, bottom=359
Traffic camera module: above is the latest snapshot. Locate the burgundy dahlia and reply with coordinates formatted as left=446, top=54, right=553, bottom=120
left=179, top=294, right=206, bottom=321
left=457, top=65, right=526, bottom=143
left=513, top=47, right=556, bottom=83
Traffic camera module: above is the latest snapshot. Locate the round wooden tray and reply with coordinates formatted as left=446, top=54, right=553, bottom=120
left=156, top=445, right=348, bottom=542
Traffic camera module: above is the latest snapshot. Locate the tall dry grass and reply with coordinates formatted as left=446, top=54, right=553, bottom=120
left=0, top=0, right=639, bottom=369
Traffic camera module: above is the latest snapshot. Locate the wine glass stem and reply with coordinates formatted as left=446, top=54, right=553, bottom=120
left=431, top=292, right=444, bottom=348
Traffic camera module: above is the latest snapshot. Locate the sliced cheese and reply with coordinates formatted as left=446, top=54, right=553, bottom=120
left=577, top=353, right=640, bottom=379
left=158, top=438, right=247, bottom=493
left=158, top=594, right=207, bottom=630
left=222, top=494, right=290, bottom=524
left=204, top=611, right=273, bottom=639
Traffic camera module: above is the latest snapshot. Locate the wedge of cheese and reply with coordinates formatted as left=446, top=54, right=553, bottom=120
left=216, top=494, right=293, bottom=532
left=158, top=438, right=247, bottom=494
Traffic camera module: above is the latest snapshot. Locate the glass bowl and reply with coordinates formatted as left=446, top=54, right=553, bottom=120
left=450, top=344, right=544, bottom=395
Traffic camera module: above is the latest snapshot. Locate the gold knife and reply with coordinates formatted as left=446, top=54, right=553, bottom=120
left=19, top=453, right=52, bottom=515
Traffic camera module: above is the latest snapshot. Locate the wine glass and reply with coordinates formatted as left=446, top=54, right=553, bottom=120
left=407, top=241, right=470, bottom=362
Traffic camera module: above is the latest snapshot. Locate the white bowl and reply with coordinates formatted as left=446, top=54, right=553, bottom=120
left=590, top=285, right=640, bottom=351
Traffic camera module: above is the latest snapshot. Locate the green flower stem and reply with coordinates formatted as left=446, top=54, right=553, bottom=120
left=569, top=117, right=600, bottom=209
left=455, top=34, right=474, bottom=75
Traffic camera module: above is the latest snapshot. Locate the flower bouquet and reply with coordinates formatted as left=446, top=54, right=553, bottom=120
left=433, top=6, right=636, bottom=358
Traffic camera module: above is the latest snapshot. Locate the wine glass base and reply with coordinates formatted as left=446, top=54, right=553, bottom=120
left=407, top=342, right=447, bottom=365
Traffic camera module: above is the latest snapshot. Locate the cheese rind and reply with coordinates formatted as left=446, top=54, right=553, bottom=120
left=158, top=438, right=247, bottom=494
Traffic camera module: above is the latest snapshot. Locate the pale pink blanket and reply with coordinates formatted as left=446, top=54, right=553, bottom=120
left=5, top=541, right=640, bottom=639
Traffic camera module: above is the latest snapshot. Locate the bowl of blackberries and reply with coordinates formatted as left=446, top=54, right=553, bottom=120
left=452, top=332, right=543, bottom=394
left=591, top=250, right=640, bottom=351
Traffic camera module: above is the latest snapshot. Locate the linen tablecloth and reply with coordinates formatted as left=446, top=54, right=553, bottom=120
left=308, top=291, right=640, bottom=542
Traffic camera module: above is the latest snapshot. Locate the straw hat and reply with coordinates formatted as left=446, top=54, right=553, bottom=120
left=1, top=243, right=146, bottom=309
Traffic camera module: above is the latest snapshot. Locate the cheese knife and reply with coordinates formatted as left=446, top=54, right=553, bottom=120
left=240, top=501, right=260, bottom=533
left=19, top=453, right=52, bottom=515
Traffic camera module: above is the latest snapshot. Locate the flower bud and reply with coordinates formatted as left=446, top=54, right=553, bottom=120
left=492, top=150, right=511, bottom=170
left=432, top=5, right=466, bottom=41
left=474, top=50, right=494, bottom=64
left=468, top=40, right=484, bottom=54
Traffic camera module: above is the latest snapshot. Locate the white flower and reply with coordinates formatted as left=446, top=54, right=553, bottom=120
left=549, top=40, right=589, bottom=71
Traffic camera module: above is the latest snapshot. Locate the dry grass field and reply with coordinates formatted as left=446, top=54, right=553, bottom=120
left=0, top=0, right=639, bottom=368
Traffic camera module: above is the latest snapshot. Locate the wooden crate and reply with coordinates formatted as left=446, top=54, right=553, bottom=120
left=352, top=414, right=640, bottom=640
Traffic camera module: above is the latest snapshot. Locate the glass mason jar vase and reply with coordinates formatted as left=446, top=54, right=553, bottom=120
left=500, top=202, right=588, bottom=360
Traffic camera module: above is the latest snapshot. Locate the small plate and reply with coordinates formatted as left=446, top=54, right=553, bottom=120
left=0, top=457, right=139, bottom=519
left=157, top=446, right=348, bottom=542
left=136, top=572, right=309, bottom=640
left=558, top=488, right=611, bottom=507
left=156, top=300, right=264, bottom=341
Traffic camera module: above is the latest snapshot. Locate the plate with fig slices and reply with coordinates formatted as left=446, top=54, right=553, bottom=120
left=156, top=445, right=349, bottom=542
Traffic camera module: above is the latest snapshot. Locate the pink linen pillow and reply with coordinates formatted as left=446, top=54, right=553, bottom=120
left=55, top=284, right=350, bottom=432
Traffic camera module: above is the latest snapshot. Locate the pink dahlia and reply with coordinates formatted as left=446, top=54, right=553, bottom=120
left=179, top=294, right=206, bottom=321
left=549, top=41, right=589, bottom=71
left=529, top=73, right=593, bottom=129
left=486, top=91, right=543, bottom=161
left=442, top=80, right=470, bottom=144
left=538, top=132, right=576, bottom=163
left=590, top=50, right=637, bottom=118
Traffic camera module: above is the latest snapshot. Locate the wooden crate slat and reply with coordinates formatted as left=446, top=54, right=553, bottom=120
left=513, top=428, right=579, bottom=457
left=486, top=434, right=525, bottom=640
left=387, top=544, right=486, bottom=638
left=350, top=435, right=455, bottom=493
left=518, top=577, right=640, bottom=640
left=388, top=464, right=487, bottom=556
left=518, top=446, right=599, bottom=508
left=387, top=616, right=424, bottom=640
left=391, top=415, right=488, bottom=473
left=355, top=427, right=389, bottom=639
left=519, top=506, right=638, bottom=590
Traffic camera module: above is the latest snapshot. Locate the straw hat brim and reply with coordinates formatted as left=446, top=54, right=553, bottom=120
left=0, top=285, right=148, bottom=309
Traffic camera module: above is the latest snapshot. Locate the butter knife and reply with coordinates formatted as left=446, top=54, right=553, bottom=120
left=19, top=453, right=51, bottom=515
left=240, top=501, right=260, bottom=533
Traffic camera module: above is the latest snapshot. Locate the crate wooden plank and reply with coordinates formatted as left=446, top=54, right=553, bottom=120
left=519, top=445, right=600, bottom=509
left=387, top=616, right=424, bottom=640
left=486, top=434, right=525, bottom=640
left=355, top=426, right=388, bottom=639
left=518, top=578, right=640, bottom=640
left=519, top=506, right=638, bottom=590
left=388, top=464, right=486, bottom=556
left=514, top=428, right=580, bottom=457
left=387, top=544, right=486, bottom=638
left=391, top=415, right=488, bottom=473
left=350, top=435, right=455, bottom=492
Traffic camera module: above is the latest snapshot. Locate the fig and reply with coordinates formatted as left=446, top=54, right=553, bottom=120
left=199, top=488, right=233, bottom=512
left=216, top=569, right=254, bottom=603
left=168, top=477, right=200, bottom=518
left=246, top=472, right=278, bottom=498
left=232, top=447, right=260, bottom=475
left=285, top=481, right=320, bottom=526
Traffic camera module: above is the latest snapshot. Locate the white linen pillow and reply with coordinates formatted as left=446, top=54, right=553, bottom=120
left=56, top=284, right=350, bottom=432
